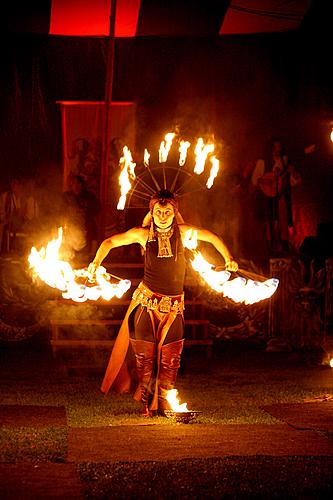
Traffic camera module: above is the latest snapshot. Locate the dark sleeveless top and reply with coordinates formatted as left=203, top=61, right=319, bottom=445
left=143, top=229, right=186, bottom=295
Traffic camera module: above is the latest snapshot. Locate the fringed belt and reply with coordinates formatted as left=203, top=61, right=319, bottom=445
left=132, top=282, right=184, bottom=314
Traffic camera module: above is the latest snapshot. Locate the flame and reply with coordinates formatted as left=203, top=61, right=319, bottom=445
left=183, top=229, right=279, bottom=304
left=206, top=155, right=220, bottom=189
left=178, top=140, right=191, bottom=166
left=28, top=228, right=131, bottom=302
left=183, top=229, right=230, bottom=292
left=159, top=132, right=175, bottom=163
left=194, top=138, right=214, bottom=175
left=166, top=389, right=189, bottom=412
left=182, top=227, right=198, bottom=250
left=330, top=129, right=333, bottom=143
left=191, top=253, right=231, bottom=292
left=139, top=133, right=223, bottom=193
left=144, top=148, right=150, bottom=166
left=330, top=358, right=333, bottom=368
left=117, top=146, right=136, bottom=210
left=220, top=277, right=279, bottom=305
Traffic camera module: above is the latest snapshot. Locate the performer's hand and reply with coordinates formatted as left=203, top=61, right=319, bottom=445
left=225, top=259, right=239, bottom=272
left=87, top=261, right=99, bottom=280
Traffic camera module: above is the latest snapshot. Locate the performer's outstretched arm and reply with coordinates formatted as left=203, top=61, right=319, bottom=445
left=88, top=227, right=147, bottom=273
left=179, top=224, right=238, bottom=272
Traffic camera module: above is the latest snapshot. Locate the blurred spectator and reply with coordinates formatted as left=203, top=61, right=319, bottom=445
left=20, top=178, right=41, bottom=251
left=252, top=138, right=301, bottom=257
left=61, top=174, right=101, bottom=262
left=238, top=156, right=269, bottom=268
left=0, top=176, right=25, bottom=253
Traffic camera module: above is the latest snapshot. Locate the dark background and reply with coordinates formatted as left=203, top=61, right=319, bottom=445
left=0, top=1, right=332, bottom=250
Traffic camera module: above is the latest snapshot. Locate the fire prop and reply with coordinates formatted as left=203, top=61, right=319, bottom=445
left=178, top=140, right=191, bottom=166
left=117, top=146, right=136, bottom=210
left=159, top=132, right=176, bottom=163
left=28, top=228, right=131, bottom=302
left=166, top=388, right=189, bottom=412
left=117, top=132, right=221, bottom=209
left=164, top=389, right=200, bottom=423
left=183, top=229, right=279, bottom=304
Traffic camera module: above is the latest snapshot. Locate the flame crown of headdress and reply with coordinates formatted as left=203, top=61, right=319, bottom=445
left=116, top=131, right=221, bottom=210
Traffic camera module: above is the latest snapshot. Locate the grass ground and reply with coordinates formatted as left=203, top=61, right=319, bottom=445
left=1, top=339, right=333, bottom=498
left=78, top=457, right=333, bottom=500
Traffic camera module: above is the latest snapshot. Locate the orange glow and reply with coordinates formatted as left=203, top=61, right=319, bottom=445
left=206, top=155, right=220, bottom=189
left=116, top=133, right=223, bottom=209
left=183, top=229, right=231, bottom=292
left=166, top=389, right=189, bottom=412
left=159, top=133, right=176, bottom=163
left=178, top=140, right=191, bottom=166
left=144, top=148, right=150, bottom=166
left=194, top=138, right=214, bottom=175
left=117, top=146, right=136, bottom=210
left=183, top=229, right=279, bottom=304
left=28, top=228, right=131, bottom=302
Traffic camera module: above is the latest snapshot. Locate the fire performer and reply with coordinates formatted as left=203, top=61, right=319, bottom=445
left=88, top=189, right=238, bottom=416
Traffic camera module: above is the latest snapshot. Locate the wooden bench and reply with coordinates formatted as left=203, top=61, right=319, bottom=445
left=50, top=318, right=212, bottom=357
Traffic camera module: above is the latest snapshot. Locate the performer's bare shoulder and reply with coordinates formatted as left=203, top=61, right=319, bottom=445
left=104, top=226, right=148, bottom=250
left=129, top=226, right=149, bottom=249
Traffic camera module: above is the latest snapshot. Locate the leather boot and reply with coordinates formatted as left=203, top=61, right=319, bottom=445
left=158, top=339, right=184, bottom=416
left=130, top=339, right=155, bottom=417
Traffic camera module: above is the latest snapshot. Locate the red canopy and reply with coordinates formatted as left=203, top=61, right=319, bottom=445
left=6, top=0, right=313, bottom=37
left=50, top=0, right=141, bottom=37
left=221, top=0, right=312, bottom=35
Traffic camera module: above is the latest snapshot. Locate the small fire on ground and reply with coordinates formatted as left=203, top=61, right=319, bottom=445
left=166, top=389, right=189, bottom=412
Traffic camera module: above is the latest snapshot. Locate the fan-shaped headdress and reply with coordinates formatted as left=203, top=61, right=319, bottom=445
left=116, top=132, right=221, bottom=217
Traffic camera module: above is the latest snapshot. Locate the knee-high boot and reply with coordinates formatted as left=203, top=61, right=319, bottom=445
left=130, top=339, right=155, bottom=417
left=158, top=339, right=184, bottom=415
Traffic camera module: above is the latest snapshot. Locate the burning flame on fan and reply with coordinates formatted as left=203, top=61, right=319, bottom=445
left=193, top=138, right=220, bottom=189
left=206, top=155, right=219, bottom=189
left=116, top=132, right=222, bottom=209
left=166, top=389, right=189, bottom=412
left=159, top=132, right=176, bottom=163
left=117, top=146, right=136, bottom=210
left=144, top=148, right=150, bottom=166
left=183, top=229, right=279, bottom=304
left=178, top=140, right=191, bottom=166
left=194, top=138, right=215, bottom=175
left=28, top=228, right=131, bottom=302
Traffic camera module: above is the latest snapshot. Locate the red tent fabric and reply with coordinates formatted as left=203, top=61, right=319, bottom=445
left=50, top=0, right=141, bottom=37
left=5, top=0, right=313, bottom=36
left=221, top=0, right=312, bottom=34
